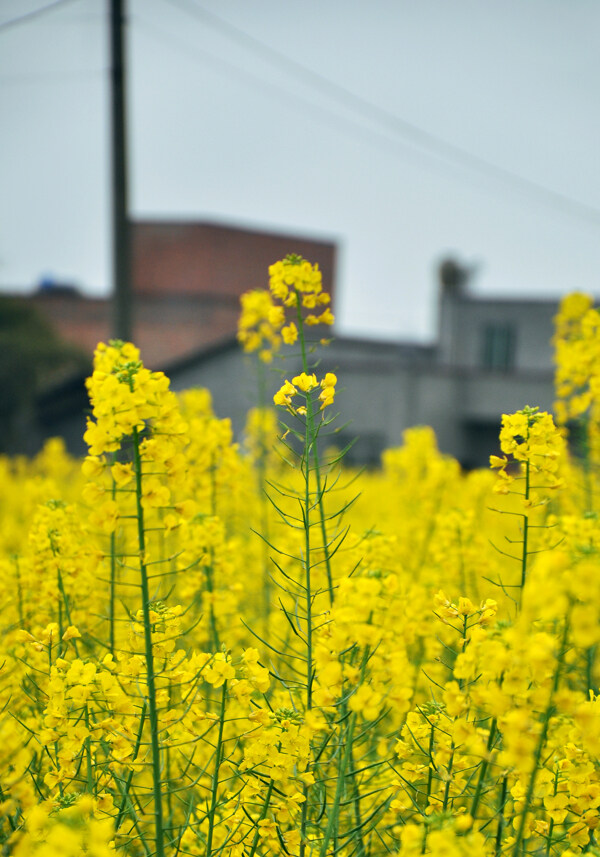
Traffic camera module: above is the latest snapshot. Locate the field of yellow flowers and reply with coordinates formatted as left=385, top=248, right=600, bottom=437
left=0, top=258, right=599, bottom=857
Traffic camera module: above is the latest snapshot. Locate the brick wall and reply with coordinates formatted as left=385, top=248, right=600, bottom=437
left=132, top=221, right=336, bottom=300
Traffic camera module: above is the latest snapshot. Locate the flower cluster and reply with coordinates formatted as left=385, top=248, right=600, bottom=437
left=490, top=405, right=564, bottom=498
left=273, top=371, right=337, bottom=413
left=554, top=292, right=598, bottom=423
left=237, top=255, right=334, bottom=368
left=268, top=254, right=333, bottom=328
left=83, top=340, right=187, bottom=455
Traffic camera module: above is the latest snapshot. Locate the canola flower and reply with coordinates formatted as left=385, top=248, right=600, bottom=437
left=237, top=289, right=283, bottom=364
left=0, top=277, right=598, bottom=856
left=553, top=291, right=600, bottom=511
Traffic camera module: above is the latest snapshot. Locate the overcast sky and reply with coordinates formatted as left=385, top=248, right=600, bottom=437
left=2, top=0, right=600, bottom=341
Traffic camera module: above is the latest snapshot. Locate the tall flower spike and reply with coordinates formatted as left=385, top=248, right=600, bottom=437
left=268, top=254, right=334, bottom=329
left=491, top=406, right=564, bottom=501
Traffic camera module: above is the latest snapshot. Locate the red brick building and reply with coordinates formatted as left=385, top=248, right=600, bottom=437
left=26, top=221, right=337, bottom=369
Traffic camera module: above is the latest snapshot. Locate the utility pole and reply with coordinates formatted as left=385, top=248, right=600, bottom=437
left=110, top=0, right=132, bottom=341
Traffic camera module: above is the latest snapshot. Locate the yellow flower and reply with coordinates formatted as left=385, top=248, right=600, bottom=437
left=292, top=372, right=318, bottom=392
left=111, top=461, right=133, bottom=487
left=204, top=654, right=235, bottom=687
left=281, top=322, right=298, bottom=344
left=141, top=476, right=170, bottom=509
left=273, top=380, right=297, bottom=407
left=62, top=626, right=81, bottom=642
left=81, top=456, right=105, bottom=479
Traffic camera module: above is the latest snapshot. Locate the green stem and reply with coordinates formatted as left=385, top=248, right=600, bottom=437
left=132, top=426, right=166, bottom=857
left=294, top=293, right=317, bottom=715
left=586, top=644, right=596, bottom=695
left=520, top=459, right=530, bottom=601
left=495, top=776, right=508, bottom=857
left=294, top=294, right=316, bottom=857
left=299, top=398, right=314, bottom=857
left=442, top=748, right=454, bottom=812
left=351, top=766, right=366, bottom=857
left=109, top=461, right=117, bottom=655
left=312, top=446, right=334, bottom=606
left=422, top=723, right=436, bottom=854
left=320, top=649, right=371, bottom=857
left=114, top=773, right=152, bottom=856
left=56, top=568, right=64, bottom=654
left=248, top=779, right=275, bottom=857
left=115, top=701, right=148, bottom=831
left=205, top=550, right=219, bottom=652
left=544, top=767, right=560, bottom=857
left=206, top=681, right=227, bottom=857
left=470, top=718, right=497, bottom=820
left=295, top=298, right=335, bottom=606
left=84, top=703, right=94, bottom=794
left=424, top=723, right=435, bottom=811
left=319, top=709, right=357, bottom=857
left=304, top=415, right=314, bottom=715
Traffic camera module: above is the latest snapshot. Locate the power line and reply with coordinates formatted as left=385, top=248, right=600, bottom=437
left=0, top=0, right=82, bottom=34
left=140, top=9, right=595, bottom=224
left=5, top=0, right=598, bottom=227
left=164, top=0, right=600, bottom=226
left=137, top=14, right=505, bottom=202
left=134, top=18, right=414, bottom=143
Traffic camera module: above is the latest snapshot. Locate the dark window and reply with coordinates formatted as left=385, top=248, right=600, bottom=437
left=462, top=419, right=503, bottom=470
left=481, top=323, right=515, bottom=370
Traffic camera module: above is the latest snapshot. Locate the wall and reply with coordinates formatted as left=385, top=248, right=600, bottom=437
left=132, top=221, right=337, bottom=301
left=169, top=345, right=265, bottom=438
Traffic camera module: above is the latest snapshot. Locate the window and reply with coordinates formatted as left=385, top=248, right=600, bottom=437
left=481, top=323, right=515, bottom=371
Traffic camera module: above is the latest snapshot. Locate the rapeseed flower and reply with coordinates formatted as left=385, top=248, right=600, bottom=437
left=3, top=287, right=600, bottom=855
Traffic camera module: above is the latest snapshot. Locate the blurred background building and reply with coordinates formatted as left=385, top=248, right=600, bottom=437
left=20, top=221, right=336, bottom=367
left=0, top=220, right=335, bottom=454
left=0, top=227, right=557, bottom=469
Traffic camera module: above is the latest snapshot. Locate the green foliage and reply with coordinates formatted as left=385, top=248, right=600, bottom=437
left=0, top=297, right=89, bottom=452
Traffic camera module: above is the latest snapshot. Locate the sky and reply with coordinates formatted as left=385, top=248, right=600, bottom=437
left=2, top=0, right=600, bottom=342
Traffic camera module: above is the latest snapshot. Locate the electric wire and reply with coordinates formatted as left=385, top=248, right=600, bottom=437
left=134, top=15, right=457, bottom=170
left=163, top=0, right=600, bottom=226
left=0, top=0, right=83, bottom=33
left=3, top=0, right=600, bottom=227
